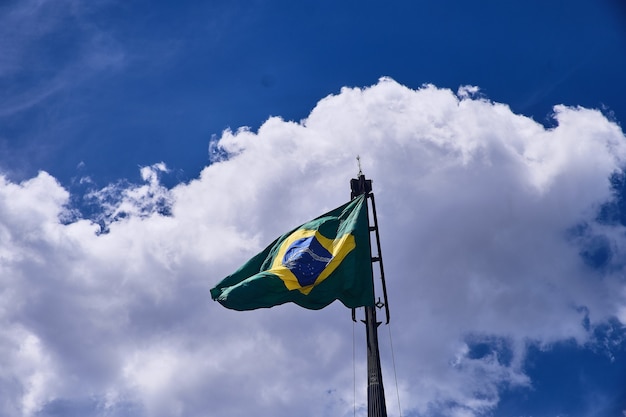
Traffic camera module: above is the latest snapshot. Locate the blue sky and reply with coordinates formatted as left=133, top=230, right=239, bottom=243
left=4, top=0, right=625, bottom=186
left=1, top=1, right=626, bottom=417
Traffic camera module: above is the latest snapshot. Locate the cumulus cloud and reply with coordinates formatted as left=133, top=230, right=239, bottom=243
left=1, top=78, right=625, bottom=417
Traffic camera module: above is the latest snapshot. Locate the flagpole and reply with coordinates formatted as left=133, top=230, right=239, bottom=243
left=350, top=169, right=389, bottom=417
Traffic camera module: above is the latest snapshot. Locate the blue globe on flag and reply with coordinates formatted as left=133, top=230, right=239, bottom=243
left=282, top=235, right=333, bottom=286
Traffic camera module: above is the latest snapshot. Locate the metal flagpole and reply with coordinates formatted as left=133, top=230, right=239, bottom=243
left=350, top=164, right=390, bottom=417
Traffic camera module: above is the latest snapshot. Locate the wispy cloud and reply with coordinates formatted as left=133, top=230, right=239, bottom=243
left=0, top=0, right=127, bottom=117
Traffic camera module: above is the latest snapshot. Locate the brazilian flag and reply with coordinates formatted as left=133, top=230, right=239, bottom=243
left=210, top=194, right=375, bottom=311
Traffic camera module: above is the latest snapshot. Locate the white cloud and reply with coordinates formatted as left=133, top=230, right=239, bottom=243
left=1, top=78, right=626, bottom=417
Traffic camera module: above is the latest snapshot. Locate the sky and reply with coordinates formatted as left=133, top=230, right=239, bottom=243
left=1, top=1, right=626, bottom=417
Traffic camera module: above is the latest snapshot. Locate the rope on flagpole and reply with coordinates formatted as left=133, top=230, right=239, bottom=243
left=387, top=322, right=402, bottom=417
left=353, top=319, right=357, bottom=417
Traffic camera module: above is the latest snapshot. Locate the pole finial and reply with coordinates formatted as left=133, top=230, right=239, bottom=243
left=357, top=155, right=363, bottom=176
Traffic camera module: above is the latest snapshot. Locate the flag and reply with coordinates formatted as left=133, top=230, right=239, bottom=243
left=210, top=194, right=375, bottom=311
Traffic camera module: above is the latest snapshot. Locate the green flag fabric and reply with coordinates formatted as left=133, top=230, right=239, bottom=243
left=210, top=194, right=375, bottom=311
